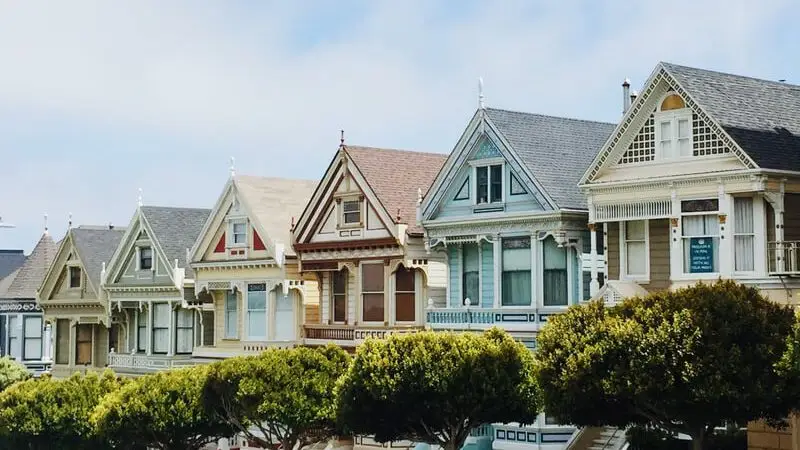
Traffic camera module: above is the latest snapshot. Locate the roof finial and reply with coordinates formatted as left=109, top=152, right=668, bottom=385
left=396, top=208, right=402, bottom=222
left=417, top=187, right=423, bottom=205
left=137, top=188, right=143, bottom=207
left=340, top=129, right=345, bottom=148
left=478, top=77, right=485, bottom=109
left=229, top=157, right=236, bottom=178
left=68, top=212, right=72, bottom=229
left=43, top=213, right=48, bottom=234
left=290, top=216, right=296, bottom=231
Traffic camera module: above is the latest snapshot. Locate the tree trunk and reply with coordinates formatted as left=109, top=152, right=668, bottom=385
left=691, top=432, right=705, bottom=450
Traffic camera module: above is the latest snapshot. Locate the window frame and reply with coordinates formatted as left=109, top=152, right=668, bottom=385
left=151, top=303, right=170, bottom=355
left=246, top=284, right=268, bottom=341
left=340, top=198, right=363, bottom=227
left=228, top=219, right=248, bottom=247
left=75, top=323, right=93, bottom=365
left=224, top=290, right=238, bottom=339
left=680, top=199, right=721, bottom=277
left=461, top=243, right=480, bottom=306
left=331, top=270, right=348, bottom=324
left=22, top=315, right=42, bottom=361
left=654, top=94, right=693, bottom=161
left=394, top=266, right=416, bottom=323
left=175, top=308, right=194, bottom=354
left=472, top=160, right=504, bottom=205
left=619, top=219, right=650, bottom=282
left=137, top=308, right=148, bottom=352
left=360, top=262, right=385, bottom=324
left=68, top=266, right=81, bottom=289
left=139, top=247, right=153, bottom=271
left=501, top=236, right=533, bottom=307
left=55, top=318, right=70, bottom=365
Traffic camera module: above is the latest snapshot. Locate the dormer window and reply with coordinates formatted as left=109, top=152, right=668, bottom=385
left=655, top=93, right=692, bottom=159
left=475, top=164, right=503, bottom=204
left=69, top=266, right=81, bottom=288
left=230, top=220, right=247, bottom=246
left=342, top=199, right=361, bottom=225
left=139, top=247, right=153, bottom=270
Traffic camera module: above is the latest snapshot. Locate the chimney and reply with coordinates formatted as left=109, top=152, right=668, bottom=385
left=622, top=78, right=631, bottom=113
left=630, top=90, right=639, bottom=107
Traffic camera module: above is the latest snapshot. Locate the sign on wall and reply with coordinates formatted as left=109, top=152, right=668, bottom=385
left=689, top=237, right=714, bottom=273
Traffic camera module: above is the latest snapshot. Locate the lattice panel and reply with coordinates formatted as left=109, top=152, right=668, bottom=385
left=618, top=113, right=655, bottom=164
left=692, top=113, right=730, bottom=156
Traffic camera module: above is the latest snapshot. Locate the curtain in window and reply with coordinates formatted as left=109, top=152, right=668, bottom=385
left=75, top=324, right=92, bottom=365
left=543, top=237, right=568, bottom=306
left=332, top=270, right=347, bottom=323
left=152, top=303, right=170, bottom=353
left=225, top=291, right=237, bottom=338
left=137, top=308, right=148, bottom=352
left=23, top=316, right=42, bottom=361
left=625, top=221, right=647, bottom=276
left=734, top=198, right=755, bottom=272
left=395, top=267, right=416, bottom=322
left=7, top=316, right=19, bottom=360
left=55, top=319, right=70, bottom=364
left=175, top=309, right=194, bottom=354
left=247, top=284, right=267, bottom=340
left=362, top=264, right=385, bottom=322
left=462, top=243, right=479, bottom=305
left=682, top=214, right=719, bottom=273
left=502, top=237, right=531, bottom=306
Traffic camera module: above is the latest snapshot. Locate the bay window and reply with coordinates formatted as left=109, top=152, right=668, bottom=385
left=395, top=266, right=416, bottom=322
left=7, top=316, right=18, bottom=360
left=55, top=319, right=69, bottom=364
left=224, top=291, right=237, bottom=338
left=734, top=197, right=755, bottom=272
left=501, top=237, right=532, bottom=306
left=175, top=309, right=194, bottom=354
left=23, top=316, right=42, bottom=361
left=623, top=220, right=648, bottom=277
left=151, top=303, right=170, bottom=354
left=332, top=270, right=348, bottom=323
left=362, top=263, right=385, bottom=322
left=137, top=308, right=147, bottom=352
left=75, top=324, right=92, bottom=365
left=543, top=237, right=568, bottom=306
left=476, top=164, right=503, bottom=204
left=462, top=244, right=479, bottom=305
left=246, top=284, right=267, bottom=340
left=681, top=199, right=720, bottom=274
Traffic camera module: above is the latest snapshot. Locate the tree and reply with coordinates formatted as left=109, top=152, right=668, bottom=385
left=203, top=345, right=350, bottom=449
left=535, top=280, right=799, bottom=450
left=0, top=357, right=30, bottom=391
left=92, top=365, right=234, bottom=450
left=0, top=369, right=123, bottom=449
left=336, top=328, right=540, bottom=450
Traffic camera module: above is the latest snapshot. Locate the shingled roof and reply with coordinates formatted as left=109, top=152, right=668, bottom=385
left=140, top=206, right=211, bottom=278
left=0, top=250, right=26, bottom=282
left=71, top=226, right=126, bottom=292
left=345, top=146, right=448, bottom=234
left=2, top=233, right=57, bottom=300
left=662, top=62, right=800, bottom=172
left=484, top=108, right=616, bottom=210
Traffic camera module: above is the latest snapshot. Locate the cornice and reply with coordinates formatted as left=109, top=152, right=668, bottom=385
left=426, top=218, right=588, bottom=239
left=191, top=259, right=279, bottom=271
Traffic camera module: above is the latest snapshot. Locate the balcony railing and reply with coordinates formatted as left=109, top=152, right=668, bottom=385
left=107, top=352, right=196, bottom=372
left=426, top=306, right=549, bottom=332
left=303, top=324, right=424, bottom=346
left=769, top=241, right=800, bottom=275
left=303, top=324, right=355, bottom=342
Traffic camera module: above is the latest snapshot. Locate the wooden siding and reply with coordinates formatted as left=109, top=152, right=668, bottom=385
left=784, top=194, right=800, bottom=242
left=305, top=304, right=320, bottom=324
left=448, top=246, right=460, bottom=307
left=480, top=242, right=494, bottom=308
left=645, top=219, right=670, bottom=292
left=606, top=222, right=620, bottom=281
left=748, top=418, right=797, bottom=450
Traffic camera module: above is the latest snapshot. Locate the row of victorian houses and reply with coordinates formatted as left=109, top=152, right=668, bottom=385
left=1, top=61, right=798, bottom=450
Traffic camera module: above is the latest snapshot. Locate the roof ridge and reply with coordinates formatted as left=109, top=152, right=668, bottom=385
left=344, top=145, right=448, bottom=158
left=484, top=107, right=616, bottom=126
left=234, top=174, right=318, bottom=182
left=660, top=61, right=800, bottom=89
left=141, top=205, right=211, bottom=212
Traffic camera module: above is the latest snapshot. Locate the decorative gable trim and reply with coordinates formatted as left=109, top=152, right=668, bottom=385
left=253, top=229, right=266, bottom=251
left=37, top=232, right=98, bottom=303
left=580, top=63, right=758, bottom=186
left=213, top=234, right=225, bottom=253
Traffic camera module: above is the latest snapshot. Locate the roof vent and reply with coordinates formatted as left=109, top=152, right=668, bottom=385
left=622, top=78, right=631, bottom=114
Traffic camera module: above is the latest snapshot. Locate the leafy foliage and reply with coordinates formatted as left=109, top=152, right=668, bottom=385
left=93, top=365, right=233, bottom=450
left=536, top=280, right=798, bottom=450
left=0, top=370, right=123, bottom=450
left=336, top=328, right=540, bottom=450
left=203, top=345, right=350, bottom=449
left=0, top=357, right=30, bottom=391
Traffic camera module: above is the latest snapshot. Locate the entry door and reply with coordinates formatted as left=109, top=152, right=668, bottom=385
left=274, top=292, right=296, bottom=341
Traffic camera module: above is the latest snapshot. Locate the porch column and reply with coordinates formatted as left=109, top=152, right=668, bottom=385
left=146, top=304, right=153, bottom=356
left=775, top=191, right=786, bottom=274
left=718, top=188, right=734, bottom=277
left=43, top=322, right=52, bottom=362
left=133, top=308, right=139, bottom=353
left=493, top=236, right=501, bottom=308
left=69, top=320, right=77, bottom=366
left=167, top=301, right=175, bottom=357
left=588, top=223, right=600, bottom=296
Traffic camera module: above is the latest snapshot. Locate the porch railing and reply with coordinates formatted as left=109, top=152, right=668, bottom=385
left=303, top=324, right=355, bottom=342
left=768, top=241, right=800, bottom=275
left=303, top=324, right=423, bottom=345
left=426, top=305, right=541, bottom=331
left=107, top=352, right=195, bottom=372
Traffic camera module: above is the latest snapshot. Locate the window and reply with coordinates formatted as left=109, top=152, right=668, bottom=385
left=225, top=291, right=238, bottom=338
left=23, top=316, right=42, bottom=361
left=231, top=221, right=247, bottom=245
left=502, top=237, right=532, bottom=306
left=543, top=237, right=568, bottom=306
left=152, top=303, right=170, bottom=354
left=544, top=415, right=560, bottom=426
left=656, top=94, right=692, bottom=159
left=623, top=221, right=647, bottom=277
left=454, top=178, right=470, bottom=201
left=332, top=270, right=347, bottom=323
left=462, top=243, right=479, bottom=305
left=343, top=200, right=361, bottom=225
left=69, top=266, right=81, bottom=288
left=175, top=309, right=194, bottom=354
left=75, top=324, right=92, bottom=365
left=395, top=266, right=416, bottom=322
left=734, top=197, right=755, bottom=272
left=475, top=164, right=503, bottom=204
left=55, top=319, right=69, bottom=364
left=7, top=316, right=18, bottom=360
left=139, top=247, right=153, bottom=270
left=681, top=199, right=720, bottom=274
left=137, top=308, right=147, bottom=352
left=246, top=284, right=267, bottom=340
left=510, top=173, right=527, bottom=196
left=362, top=263, right=385, bottom=322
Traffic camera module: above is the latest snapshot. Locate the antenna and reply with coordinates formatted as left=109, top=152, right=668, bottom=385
left=340, top=129, right=345, bottom=148
left=68, top=212, right=73, bottom=228
left=478, top=77, right=485, bottom=109
left=229, top=157, right=236, bottom=178
left=137, top=188, right=143, bottom=207
left=44, top=213, right=48, bottom=233
left=0, top=216, right=14, bottom=229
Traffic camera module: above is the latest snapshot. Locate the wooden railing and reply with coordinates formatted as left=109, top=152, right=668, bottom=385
left=303, top=324, right=355, bottom=341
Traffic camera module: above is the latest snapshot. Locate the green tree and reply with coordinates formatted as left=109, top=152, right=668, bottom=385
left=92, top=365, right=233, bottom=450
left=0, top=369, right=123, bottom=449
left=0, top=357, right=30, bottom=391
left=535, top=280, right=799, bottom=450
left=203, top=345, right=350, bottom=449
left=336, top=328, right=540, bottom=450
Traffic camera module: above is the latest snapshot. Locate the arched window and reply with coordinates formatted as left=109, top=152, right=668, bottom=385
left=655, top=92, right=692, bottom=158
left=660, top=94, right=686, bottom=111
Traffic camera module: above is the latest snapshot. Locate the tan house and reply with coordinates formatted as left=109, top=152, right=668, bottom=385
left=188, top=173, right=318, bottom=359
left=578, top=62, right=800, bottom=450
left=293, top=144, right=448, bottom=349
left=37, top=225, right=125, bottom=378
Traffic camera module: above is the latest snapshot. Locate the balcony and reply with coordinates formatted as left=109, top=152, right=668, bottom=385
left=426, top=305, right=556, bottom=333
left=107, top=352, right=197, bottom=374
left=492, top=424, right=576, bottom=450
left=769, top=241, right=800, bottom=276
left=303, top=324, right=424, bottom=347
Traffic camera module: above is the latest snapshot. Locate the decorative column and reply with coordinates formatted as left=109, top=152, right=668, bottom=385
left=167, top=301, right=175, bottom=356
left=493, top=235, right=501, bottom=308
left=43, top=322, right=52, bottom=362
left=718, top=184, right=733, bottom=277
left=588, top=223, right=600, bottom=296
left=146, top=304, right=153, bottom=356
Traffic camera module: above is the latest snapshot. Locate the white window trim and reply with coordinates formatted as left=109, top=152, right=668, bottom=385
left=619, top=220, right=650, bottom=282
left=677, top=206, right=721, bottom=279
left=223, top=291, right=238, bottom=339
left=470, top=158, right=505, bottom=206
left=360, top=262, right=386, bottom=324
left=227, top=218, right=248, bottom=248
left=498, top=234, right=535, bottom=309
left=393, top=268, right=418, bottom=325
left=654, top=108, right=692, bottom=161
left=330, top=271, right=348, bottom=324
left=245, top=285, right=268, bottom=341
left=139, top=246, right=154, bottom=272
left=460, top=243, right=480, bottom=307
left=339, top=197, right=363, bottom=229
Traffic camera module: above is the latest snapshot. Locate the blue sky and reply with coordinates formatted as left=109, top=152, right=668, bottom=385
left=1, top=0, right=798, bottom=252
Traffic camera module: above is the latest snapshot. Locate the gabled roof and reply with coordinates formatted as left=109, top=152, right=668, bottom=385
left=484, top=108, right=615, bottom=210
left=661, top=62, right=800, bottom=172
left=345, top=146, right=447, bottom=233
left=0, top=250, right=26, bottom=281
left=70, top=226, right=126, bottom=291
left=2, top=233, right=57, bottom=299
left=140, top=206, right=211, bottom=278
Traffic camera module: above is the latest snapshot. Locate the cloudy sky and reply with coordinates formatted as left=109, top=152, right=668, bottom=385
left=1, top=0, right=798, bottom=252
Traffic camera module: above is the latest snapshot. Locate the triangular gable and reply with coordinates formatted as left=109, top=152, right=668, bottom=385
left=104, top=208, right=176, bottom=287
left=38, top=232, right=99, bottom=302
left=294, top=148, right=398, bottom=246
left=580, top=63, right=758, bottom=186
left=421, top=110, right=553, bottom=221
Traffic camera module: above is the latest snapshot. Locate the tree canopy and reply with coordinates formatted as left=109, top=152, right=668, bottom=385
left=336, top=328, right=540, bottom=450
left=0, top=370, right=123, bottom=450
left=92, top=365, right=233, bottom=450
left=535, top=280, right=800, bottom=450
left=203, top=345, right=351, bottom=450
left=0, top=357, right=30, bottom=392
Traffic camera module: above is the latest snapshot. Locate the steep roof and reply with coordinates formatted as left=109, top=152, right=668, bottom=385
left=661, top=62, right=800, bottom=172
left=71, top=226, right=126, bottom=291
left=2, top=233, right=57, bottom=300
left=345, top=146, right=448, bottom=233
left=234, top=176, right=318, bottom=256
left=0, top=250, right=26, bottom=281
left=484, top=108, right=616, bottom=209
left=140, top=206, right=211, bottom=278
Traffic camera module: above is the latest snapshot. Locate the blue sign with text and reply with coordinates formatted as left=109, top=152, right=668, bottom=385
left=689, top=237, right=714, bottom=273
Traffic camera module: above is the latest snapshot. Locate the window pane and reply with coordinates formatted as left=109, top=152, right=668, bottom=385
left=734, top=198, right=754, bottom=233
left=247, top=290, right=266, bottom=310
left=660, top=120, right=672, bottom=138
left=463, top=244, right=479, bottom=271
left=395, top=293, right=415, bottom=322
left=503, top=238, right=531, bottom=270
left=24, top=317, right=42, bottom=338
left=679, top=138, right=692, bottom=157
left=176, top=329, right=193, bottom=353
left=333, top=271, right=347, bottom=294
left=490, top=165, right=503, bottom=202
left=153, top=304, right=170, bottom=327
left=395, top=267, right=415, bottom=292
left=463, top=272, right=479, bottom=305
left=247, top=311, right=266, bottom=339
left=502, top=271, right=531, bottom=306
left=626, top=221, right=645, bottom=240
left=476, top=166, right=488, bottom=204
left=76, top=324, right=92, bottom=365
left=152, top=329, right=169, bottom=353
left=56, top=319, right=70, bottom=364
left=177, top=309, right=193, bottom=327
left=333, top=294, right=347, bottom=322
left=362, top=264, right=384, bottom=292
left=225, top=291, right=237, bottom=339
left=363, top=294, right=384, bottom=322
left=626, top=242, right=646, bottom=275
left=543, top=237, right=568, bottom=306
left=735, top=236, right=755, bottom=272
left=543, top=237, right=567, bottom=270
left=678, top=118, right=690, bottom=138
left=683, top=237, right=719, bottom=273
